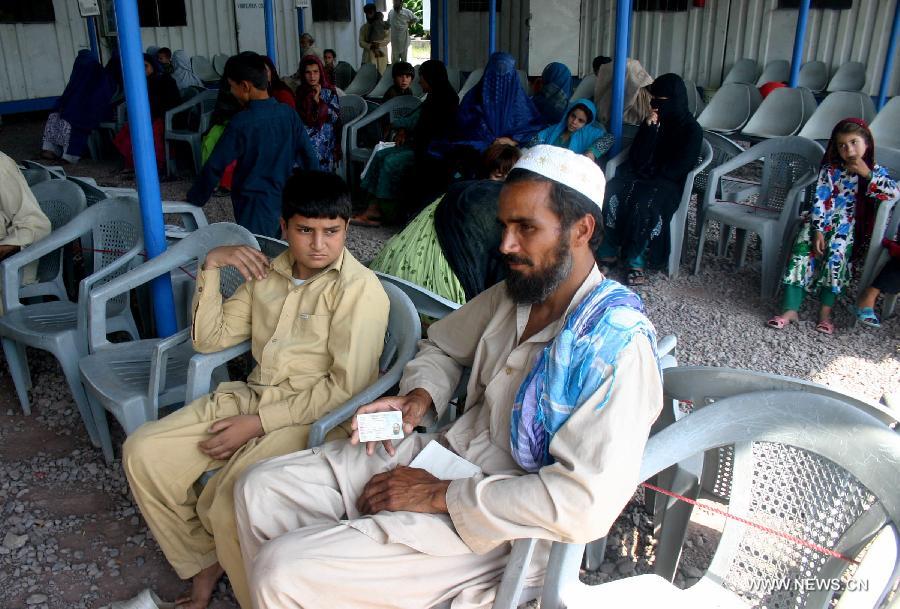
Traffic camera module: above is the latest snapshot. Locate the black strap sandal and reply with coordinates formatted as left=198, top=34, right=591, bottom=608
left=626, top=268, right=646, bottom=286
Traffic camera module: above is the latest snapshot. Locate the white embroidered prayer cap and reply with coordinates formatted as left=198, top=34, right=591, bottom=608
left=511, top=144, right=606, bottom=209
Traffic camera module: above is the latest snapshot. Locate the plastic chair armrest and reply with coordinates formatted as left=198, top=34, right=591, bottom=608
left=307, top=366, right=405, bottom=448
left=147, top=327, right=192, bottom=417
left=164, top=96, right=202, bottom=132
left=493, top=539, right=540, bottom=609
left=657, top=334, right=677, bottom=359
left=163, top=202, right=209, bottom=231
left=604, top=145, right=631, bottom=178
left=184, top=340, right=251, bottom=403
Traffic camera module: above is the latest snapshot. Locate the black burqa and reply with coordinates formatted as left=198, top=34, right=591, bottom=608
left=601, top=73, right=702, bottom=268
left=434, top=179, right=507, bottom=300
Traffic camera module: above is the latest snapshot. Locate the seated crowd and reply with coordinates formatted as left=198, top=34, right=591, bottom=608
left=6, top=31, right=899, bottom=609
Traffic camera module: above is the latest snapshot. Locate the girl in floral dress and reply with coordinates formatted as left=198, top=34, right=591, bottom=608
left=295, top=55, right=341, bottom=172
left=768, top=118, right=899, bottom=334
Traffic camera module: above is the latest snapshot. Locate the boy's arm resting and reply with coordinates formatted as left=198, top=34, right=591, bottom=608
left=256, top=276, right=390, bottom=433
left=190, top=268, right=254, bottom=352
left=187, top=122, right=241, bottom=206
left=446, top=337, right=663, bottom=554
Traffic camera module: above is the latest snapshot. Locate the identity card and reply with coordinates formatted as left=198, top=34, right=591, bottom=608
left=356, top=410, right=405, bottom=443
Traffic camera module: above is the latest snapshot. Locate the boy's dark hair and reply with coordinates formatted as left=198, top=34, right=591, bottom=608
left=282, top=170, right=352, bottom=221
left=392, top=62, right=415, bottom=79
left=324, top=49, right=336, bottom=59
left=504, top=168, right=604, bottom=249
left=224, top=53, right=268, bottom=91
left=157, top=47, right=172, bottom=59
left=480, top=143, right=522, bottom=179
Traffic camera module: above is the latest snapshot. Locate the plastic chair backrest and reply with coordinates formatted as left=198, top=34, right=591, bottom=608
left=870, top=96, right=900, bottom=152
left=458, top=68, right=484, bottom=101
left=339, top=94, right=368, bottom=127
left=798, top=91, right=877, bottom=142
left=754, top=137, right=823, bottom=214
left=21, top=166, right=51, bottom=187
left=255, top=235, right=289, bottom=260
left=373, top=271, right=461, bottom=320
left=212, top=53, right=228, bottom=77
left=445, top=66, right=461, bottom=92
left=344, top=63, right=379, bottom=96
left=694, top=131, right=743, bottom=197
left=857, top=146, right=900, bottom=295
left=798, top=60, right=828, bottom=92
left=191, top=55, right=218, bottom=83
left=697, top=83, right=762, bottom=133
left=722, top=57, right=760, bottom=85
left=86, top=197, right=144, bottom=318
left=827, top=60, right=867, bottom=92
left=367, top=64, right=396, bottom=99
left=30, top=180, right=87, bottom=284
left=682, top=79, right=705, bottom=117
left=741, top=86, right=818, bottom=139
left=755, top=59, right=790, bottom=86
left=334, top=61, right=356, bottom=90
left=67, top=176, right=109, bottom=206
left=411, top=64, right=424, bottom=97
left=349, top=95, right=422, bottom=152
left=570, top=73, right=596, bottom=103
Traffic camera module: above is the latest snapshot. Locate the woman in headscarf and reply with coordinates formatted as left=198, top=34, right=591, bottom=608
left=170, top=50, right=204, bottom=92
left=526, top=98, right=613, bottom=160
left=369, top=143, right=521, bottom=305
left=354, top=59, right=460, bottom=226
left=295, top=54, right=341, bottom=172
left=768, top=118, right=898, bottom=334
left=596, top=73, right=702, bottom=286
left=261, top=55, right=296, bottom=108
left=113, top=54, right=181, bottom=171
left=594, top=58, right=654, bottom=127
left=40, top=50, right=116, bottom=164
left=531, top=62, right=573, bottom=125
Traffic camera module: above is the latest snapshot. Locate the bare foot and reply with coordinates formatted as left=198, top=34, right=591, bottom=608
left=175, top=562, right=225, bottom=609
left=780, top=310, right=799, bottom=323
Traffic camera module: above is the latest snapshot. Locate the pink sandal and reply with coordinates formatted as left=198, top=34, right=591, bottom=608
left=815, top=319, right=834, bottom=335
left=767, top=315, right=791, bottom=329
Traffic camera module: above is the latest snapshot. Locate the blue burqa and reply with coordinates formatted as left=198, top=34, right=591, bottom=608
left=54, top=50, right=116, bottom=157
left=532, top=62, right=572, bottom=125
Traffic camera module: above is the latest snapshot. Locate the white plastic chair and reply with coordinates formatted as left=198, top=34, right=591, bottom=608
left=870, top=96, right=900, bottom=152
left=693, top=136, right=824, bottom=298
left=164, top=89, right=217, bottom=177
left=798, top=91, right=877, bottom=142
left=697, top=83, right=762, bottom=134
left=457, top=68, right=484, bottom=101
left=337, top=94, right=369, bottom=182
left=741, top=86, right=817, bottom=139
left=827, top=60, right=867, bottom=92
left=722, top=58, right=760, bottom=85
left=683, top=79, right=706, bottom=118
left=212, top=53, right=228, bottom=77
left=191, top=55, right=219, bottom=85
left=344, top=63, right=380, bottom=97
left=20, top=160, right=66, bottom=179
left=0, top=199, right=143, bottom=446
left=79, top=223, right=260, bottom=462
left=372, top=271, right=461, bottom=318
left=570, top=74, right=596, bottom=104
left=445, top=66, right=461, bottom=92
left=366, top=64, right=396, bottom=100
left=605, top=139, right=713, bottom=278
left=345, top=95, right=422, bottom=189
left=798, top=60, right=828, bottom=93
left=20, top=166, right=51, bottom=187
left=755, top=59, right=790, bottom=86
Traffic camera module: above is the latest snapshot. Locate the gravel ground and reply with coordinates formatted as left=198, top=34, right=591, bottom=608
left=0, top=116, right=897, bottom=608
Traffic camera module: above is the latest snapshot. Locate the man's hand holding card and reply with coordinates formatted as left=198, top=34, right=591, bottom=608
left=350, top=389, right=433, bottom=456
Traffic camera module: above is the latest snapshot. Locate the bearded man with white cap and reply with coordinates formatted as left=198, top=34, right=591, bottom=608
left=234, top=145, right=663, bottom=609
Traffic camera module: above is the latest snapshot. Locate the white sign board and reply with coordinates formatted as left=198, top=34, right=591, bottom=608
left=79, top=0, right=101, bottom=17
left=295, top=0, right=311, bottom=7
left=235, top=0, right=267, bottom=55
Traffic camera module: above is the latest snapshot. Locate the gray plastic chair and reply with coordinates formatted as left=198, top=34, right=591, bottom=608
left=373, top=271, right=461, bottom=318
left=254, top=234, right=288, bottom=259
left=693, top=136, right=824, bottom=298
left=344, top=63, right=380, bottom=97
left=827, top=60, right=867, bottom=93
left=0, top=198, right=143, bottom=446
left=21, top=180, right=88, bottom=303
left=457, top=68, right=484, bottom=101
left=212, top=53, right=228, bottom=77
left=697, top=83, right=762, bottom=134
left=445, top=66, right=461, bottom=92
left=21, top=160, right=66, bottom=179
left=605, top=140, right=712, bottom=278
left=79, top=224, right=260, bottom=462
left=722, top=57, right=760, bottom=85
left=741, top=86, right=817, bottom=139
left=20, top=166, right=51, bottom=187
left=755, top=59, right=790, bottom=86
left=693, top=131, right=744, bottom=202
left=346, top=95, right=422, bottom=188
left=682, top=79, right=706, bottom=118
left=798, top=91, right=877, bottom=142
left=870, top=96, right=900, bottom=152
left=191, top=55, right=219, bottom=85
left=411, top=64, right=424, bottom=98
left=526, top=391, right=900, bottom=609
left=857, top=146, right=900, bottom=320
left=337, top=94, right=369, bottom=182
left=570, top=73, right=596, bottom=104
left=164, top=89, right=217, bottom=177
left=366, top=64, right=396, bottom=100
left=798, top=60, right=828, bottom=93
left=334, top=61, right=356, bottom=90
left=66, top=176, right=108, bottom=206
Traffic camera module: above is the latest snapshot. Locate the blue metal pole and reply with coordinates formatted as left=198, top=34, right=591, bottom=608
left=442, top=0, right=449, bottom=63
left=488, top=0, right=496, bottom=55
left=112, top=0, right=177, bottom=338
left=297, top=6, right=305, bottom=39
left=86, top=16, right=100, bottom=61
left=610, top=0, right=632, bottom=156
left=264, top=0, right=277, bottom=68
left=877, top=0, right=900, bottom=110
left=788, top=0, right=811, bottom=87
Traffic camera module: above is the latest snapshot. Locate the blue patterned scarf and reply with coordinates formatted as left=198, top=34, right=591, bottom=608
left=510, top=279, right=659, bottom=472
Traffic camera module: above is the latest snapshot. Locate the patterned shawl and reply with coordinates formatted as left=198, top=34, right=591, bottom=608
left=510, top=279, right=659, bottom=472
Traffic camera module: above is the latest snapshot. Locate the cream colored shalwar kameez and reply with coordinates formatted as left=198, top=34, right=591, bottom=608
left=235, top=266, right=663, bottom=609
left=122, top=249, right=389, bottom=609
left=359, top=21, right=390, bottom=75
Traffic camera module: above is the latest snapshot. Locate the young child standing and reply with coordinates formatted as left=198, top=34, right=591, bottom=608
left=768, top=118, right=899, bottom=334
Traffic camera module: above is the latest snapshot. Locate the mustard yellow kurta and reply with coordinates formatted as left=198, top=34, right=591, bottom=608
left=236, top=266, right=663, bottom=609
left=0, top=152, right=52, bottom=292
left=359, top=21, right=390, bottom=75
left=122, top=248, right=389, bottom=609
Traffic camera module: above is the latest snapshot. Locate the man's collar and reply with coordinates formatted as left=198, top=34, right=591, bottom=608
left=271, top=247, right=347, bottom=284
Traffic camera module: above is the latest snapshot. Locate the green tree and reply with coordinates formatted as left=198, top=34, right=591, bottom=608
left=405, top=0, right=426, bottom=37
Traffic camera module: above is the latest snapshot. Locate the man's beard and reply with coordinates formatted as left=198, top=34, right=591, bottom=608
left=504, top=241, right=573, bottom=305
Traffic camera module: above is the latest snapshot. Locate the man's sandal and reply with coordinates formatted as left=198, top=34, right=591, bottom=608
left=815, top=319, right=835, bottom=335
left=856, top=307, right=882, bottom=328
